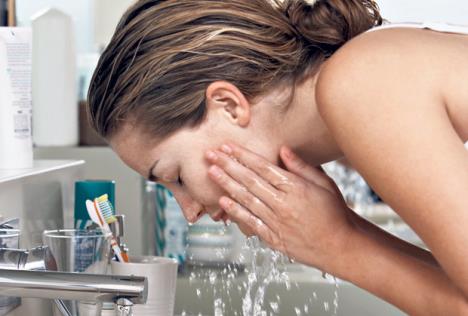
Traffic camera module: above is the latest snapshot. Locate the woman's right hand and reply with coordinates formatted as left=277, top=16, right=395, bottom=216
left=206, top=143, right=357, bottom=270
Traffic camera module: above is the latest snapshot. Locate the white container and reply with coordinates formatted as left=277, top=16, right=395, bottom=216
left=32, top=8, right=78, bottom=146
left=111, top=256, right=178, bottom=316
left=0, top=27, right=33, bottom=169
left=186, top=215, right=236, bottom=265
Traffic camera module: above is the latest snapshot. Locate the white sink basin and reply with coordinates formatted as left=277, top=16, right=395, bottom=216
left=174, top=265, right=405, bottom=316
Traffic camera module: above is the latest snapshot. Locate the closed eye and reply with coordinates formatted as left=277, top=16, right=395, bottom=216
left=177, top=175, right=184, bottom=186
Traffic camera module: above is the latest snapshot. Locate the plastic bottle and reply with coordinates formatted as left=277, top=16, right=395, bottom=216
left=155, top=184, right=188, bottom=266
left=0, top=27, right=33, bottom=169
left=31, top=8, right=78, bottom=146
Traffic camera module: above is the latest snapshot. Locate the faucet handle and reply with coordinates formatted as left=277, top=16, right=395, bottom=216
left=0, top=248, right=28, bottom=270
left=0, top=218, right=20, bottom=229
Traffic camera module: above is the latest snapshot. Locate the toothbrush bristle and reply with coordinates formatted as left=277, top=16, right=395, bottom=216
left=96, top=194, right=109, bottom=203
left=95, top=194, right=117, bottom=224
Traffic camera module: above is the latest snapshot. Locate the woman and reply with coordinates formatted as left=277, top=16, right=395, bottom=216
left=88, top=0, right=468, bottom=314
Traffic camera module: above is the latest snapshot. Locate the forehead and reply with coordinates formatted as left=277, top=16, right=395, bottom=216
left=109, top=122, right=160, bottom=176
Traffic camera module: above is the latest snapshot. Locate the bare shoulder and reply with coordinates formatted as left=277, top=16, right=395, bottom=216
left=316, top=26, right=468, bottom=142
left=313, top=30, right=468, bottom=297
left=315, top=27, right=449, bottom=117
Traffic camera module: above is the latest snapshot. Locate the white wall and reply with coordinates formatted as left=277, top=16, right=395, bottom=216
left=16, top=0, right=95, bottom=53
left=15, top=1, right=468, bottom=54
left=376, top=0, right=468, bottom=25
left=94, top=0, right=134, bottom=51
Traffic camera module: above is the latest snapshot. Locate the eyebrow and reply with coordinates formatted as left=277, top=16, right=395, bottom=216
left=147, top=159, right=160, bottom=182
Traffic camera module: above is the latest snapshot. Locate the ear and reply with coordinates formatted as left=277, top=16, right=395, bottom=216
left=205, top=81, right=251, bottom=127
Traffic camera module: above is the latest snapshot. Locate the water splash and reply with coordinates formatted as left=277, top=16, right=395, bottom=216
left=241, top=236, right=290, bottom=316
left=184, top=235, right=340, bottom=316
left=333, top=276, right=339, bottom=316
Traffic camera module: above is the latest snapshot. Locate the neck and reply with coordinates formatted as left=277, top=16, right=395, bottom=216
left=281, top=75, right=343, bottom=166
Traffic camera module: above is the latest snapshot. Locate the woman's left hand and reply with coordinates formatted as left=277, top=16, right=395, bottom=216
left=205, top=143, right=357, bottom=269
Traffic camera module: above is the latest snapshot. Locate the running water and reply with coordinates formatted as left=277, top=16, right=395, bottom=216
left=241, top=236, right=291, bottom=316
left=184, top=234, right=340, bottom=315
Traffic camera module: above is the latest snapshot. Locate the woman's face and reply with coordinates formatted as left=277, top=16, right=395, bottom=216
left=110, top=82, right=285, bottom=224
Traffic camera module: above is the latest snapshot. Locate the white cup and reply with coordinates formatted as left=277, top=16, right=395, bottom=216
left=111, top=256, right=178, bottom=316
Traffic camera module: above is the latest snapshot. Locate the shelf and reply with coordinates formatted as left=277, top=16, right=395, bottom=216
left=0, top=160, right=85, bottom=183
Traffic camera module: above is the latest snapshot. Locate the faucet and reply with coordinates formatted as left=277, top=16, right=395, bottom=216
left=0, top=269, right=147, bottom=315
left=0, top=247, right=147, bottom=316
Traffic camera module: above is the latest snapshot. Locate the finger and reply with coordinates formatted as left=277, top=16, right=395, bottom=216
left=219, top=196, right=283, bottom=250
left=280, top=146, right=337, bottom=194
left=219, top=143, right=295, bottom=192
left=208, top=165, right=278, bottom=230
left=206, top=149, right=284, bottom=209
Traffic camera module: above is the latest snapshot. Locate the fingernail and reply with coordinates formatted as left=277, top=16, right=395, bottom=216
left=221, top=144, right=232, bottom=154
left=206, top=150, right=218, bottom=161
left=282, top=146, right=293, bottom=159
left=219, top=196, right=232, bottom=209
left=209, top=165, right=223, bottom=178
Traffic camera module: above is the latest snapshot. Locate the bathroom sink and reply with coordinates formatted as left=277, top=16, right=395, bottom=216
left=174, top=265, right=405, bottom=316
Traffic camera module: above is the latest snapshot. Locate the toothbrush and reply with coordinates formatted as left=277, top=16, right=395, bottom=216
left=94, top=194, right=129, bottom=263
left=85, top=197, right=128, bottom=263
left=95, top=194, right=117, bottom=224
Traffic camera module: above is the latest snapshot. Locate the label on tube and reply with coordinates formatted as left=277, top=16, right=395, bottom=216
left=0, top=27, right=33, bottom=169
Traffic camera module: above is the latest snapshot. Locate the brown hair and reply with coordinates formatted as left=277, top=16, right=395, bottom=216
left=88, top=0, right=382, bottom=139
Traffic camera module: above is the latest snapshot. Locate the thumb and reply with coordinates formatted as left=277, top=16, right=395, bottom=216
left=280, top=146, right=335, bottom=191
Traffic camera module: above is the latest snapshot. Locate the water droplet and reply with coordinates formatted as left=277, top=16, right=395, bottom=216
left=269, top=301, right=279, bottom=313
left=196, top=288, right=201, bottom=297
left=294, top=307, right=302, bottom=315
left=209, top=271, right=217, bottom=284
left=324, top=302, right=330, bottom=312
left=189, top=272, right=196, bottom=283
left=214, top=298, right=224, bottom=316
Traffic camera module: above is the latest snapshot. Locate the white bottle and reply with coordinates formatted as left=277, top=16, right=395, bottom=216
left=0, top=27, right=33, bottom=169
left=32, top=8, right=78, bottom=146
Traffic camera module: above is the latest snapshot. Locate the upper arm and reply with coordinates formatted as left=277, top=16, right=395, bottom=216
left=317, top=30, right=468, bottom=296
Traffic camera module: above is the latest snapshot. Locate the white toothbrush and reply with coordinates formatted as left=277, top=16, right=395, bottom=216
left=85, top=200, right=127, bottom=262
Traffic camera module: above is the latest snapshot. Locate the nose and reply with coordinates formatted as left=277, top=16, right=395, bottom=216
left=181, top=203, right=204, bottom=223
left=170, top=190, right=204, bottom=223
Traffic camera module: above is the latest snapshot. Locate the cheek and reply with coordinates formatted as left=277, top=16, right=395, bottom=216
left=185, top=162, right=225, bottom=209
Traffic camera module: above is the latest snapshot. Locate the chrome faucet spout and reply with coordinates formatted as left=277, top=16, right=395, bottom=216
left=0, top=269, right=147, bottom=304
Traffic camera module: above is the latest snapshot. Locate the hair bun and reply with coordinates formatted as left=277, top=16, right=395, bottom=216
left=283, top=0, right=382, bottom=56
